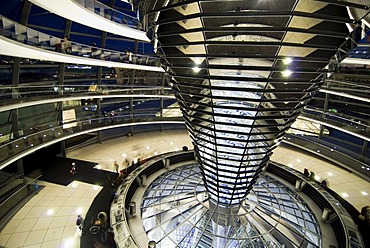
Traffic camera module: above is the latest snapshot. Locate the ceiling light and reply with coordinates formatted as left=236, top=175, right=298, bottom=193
left=283, top=57, right=292, bottom=65
left=76, top=208, right=83, bottom=215
left=194, top=58, right=202, bottom=64
left=361, top=191, right=368, bottom=196
left=328, top=172, right=333, bottom=176
left=282, top=70, right=292, bottom=77
left=121, top=153, right=127, bottom=158
left=193, top=67, right=201, bottom=73
left=342, top=192, right=349, bottom=198
left=46, top=209, right=54, bottom=216
left=93, top=185, right=99, bottom=190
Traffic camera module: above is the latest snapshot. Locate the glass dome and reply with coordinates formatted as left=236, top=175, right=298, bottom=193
left=141, top=164, right=321, bottom=247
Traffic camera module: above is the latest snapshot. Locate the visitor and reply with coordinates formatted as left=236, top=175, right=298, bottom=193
left=62, top=37, right=72, bottom=54
left=309, top=171, right=316, bottom=181
left=70, top=162, right=76, bottom=177
left=303, top=168, right=309, bottom=177
left=76, top=214, right=84, bottom=233
left=113, top=161, right=119, bottom=174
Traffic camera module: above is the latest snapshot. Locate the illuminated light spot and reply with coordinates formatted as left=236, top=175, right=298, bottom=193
left=283, top=57, right=292, bottom=65
left=76, top=208, right=83, bottom=215
left=121, top=153, right=127, bottom=158
left=146, top=146, right=150, bottom=150
left=47, top=209, right=54, bottom=216
left=282, top=70, right=292, bottom=77
left=96, top=165, right=102, bottom=170
left=342, top=193, right=349, bottom=198
left=175, top=147, right=179, bottom=151
left=170, top=142, right=174, bottom=145
left=315, top=175, right=320, bottom=181
left=297, top=159, right=301, bottom=163
left=154, top=152, right=158, bottom=155
left=72, top=182, right=78, bottom=188
left=93, top=185, right=99, bottom=191
left=288, top=164, right=293, bottom=168
left=194, top=58, right=202, bottom=64
left=328, top=172, right=333, bottom=176
left=192, top=67, right=201, bottom=73
left=361, top=191, right=368, bottom=196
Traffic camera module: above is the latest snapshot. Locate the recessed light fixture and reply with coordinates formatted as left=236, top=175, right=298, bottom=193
left=121, top=153, right=127, bottom=158
left=46, top=209, right=54, bottom=216
left=192, top=67, right=201, bottom=73
left=283, top=57, right=292, bottom=65
left=76, top=208, right=83, bottom=215
left=361, top=191, right=368, bottom=196
left=328, top=172, right=333, bottom=176
left=297, top=159, right=301, bottom=163
left=194, top=58, right=202, bottom=64
left=282, top=70, right=292, bottom=77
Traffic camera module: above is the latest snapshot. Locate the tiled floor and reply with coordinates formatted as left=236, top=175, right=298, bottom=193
left=0, top=181, right=102, bottom=248
left=0, top=129, right=369, bottom=247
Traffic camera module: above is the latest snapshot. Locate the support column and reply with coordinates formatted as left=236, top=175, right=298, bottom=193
left=318, top=92, right=329, bottom=140
left=58, top=20, right=72, bottom=157
left=11, top=58, right=24, bottom=175
left=129, top=70, right=136, bottom=135
left=128, top=40, right=139, bottom=135
left=9, top=0, right=33, bottom=175
left=95, top=24, right=108, bottom=143
left=58, top=64, right=66, bottom=157
left=159, top=72, right=165, bottom=131
left=361, top=140, right=368, bottom=158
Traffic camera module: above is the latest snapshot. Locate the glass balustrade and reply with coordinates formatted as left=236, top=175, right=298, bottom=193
left=0, top=15, right=159, bottom=67
left=73, top=0, right=140, bottom=29
left=302, top=108, right=370, bottom=135
left=0, top=113, right=182, bottom=165
left=0, top=85, right=173, bottom=105
left=283, top=134, right=370, bottom=171
left=0, top=174, right=42, bottom=221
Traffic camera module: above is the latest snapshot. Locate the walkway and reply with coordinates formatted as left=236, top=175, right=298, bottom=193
left=0, top=36, right=163, bottom=72
left=28, top=0, right=149, bottom=41
left=0, top=129, right=369, bottom=247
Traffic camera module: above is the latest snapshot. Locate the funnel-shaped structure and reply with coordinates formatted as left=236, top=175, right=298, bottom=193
left=149, top=0, right=352, bottom=205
